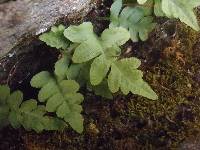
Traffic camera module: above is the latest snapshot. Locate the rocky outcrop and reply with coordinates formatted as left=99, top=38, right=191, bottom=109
left=0, top=0, right=95, bottom=57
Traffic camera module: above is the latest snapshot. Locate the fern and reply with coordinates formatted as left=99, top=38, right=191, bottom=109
left=88, top=80, right=113, bottom=99
left=64, top=22, right=158, bottom=100
left=110, top=0, right=200, bottom=42
left=142, top=0, right=199, bottom=30
left=31, top=22, right=158, bottom=133
left=154, top=0, right=165, bottom=16
left=2, top=0, right=199, bottom=135
left=31, top=55, right=84, bottom=133
left=110, top=0, right=156, bottom=42
left=39, top=25, right=70, bottom=50
left=0, top=85, right=66, bottom=133
left=66, top=62, right=113, bottom=99
left=161, top=0, right=200, bottom=31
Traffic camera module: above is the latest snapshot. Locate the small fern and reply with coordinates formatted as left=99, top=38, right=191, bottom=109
left=31, top=22, right=158, bottom=133
left=160, top=0, right=200, bottom=31
left=1, top=0, right=199, bottom=135
left=31, top=55, right=84, bottom=133
left=0, top=85, right=66, bottom=133
left=110, top=0, right=156, bottom=42
left=39, top=25, right=70, bottom=50
left=64, top=22, right=158, bottom=100
left=110, top=0, right=200, bottom=42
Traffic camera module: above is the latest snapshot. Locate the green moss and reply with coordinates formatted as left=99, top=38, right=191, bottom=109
left=18, top=21, right=200, bottom=150
left=125, top=23, right=200, bottom=148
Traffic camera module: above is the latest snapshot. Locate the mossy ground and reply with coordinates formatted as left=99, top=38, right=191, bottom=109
left=1, top=3, right=200, bottom=150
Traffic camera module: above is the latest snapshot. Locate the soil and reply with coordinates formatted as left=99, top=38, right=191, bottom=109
left=1, top=1, right=200, bottom=150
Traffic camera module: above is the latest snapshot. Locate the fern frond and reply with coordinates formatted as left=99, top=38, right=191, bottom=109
left=31, top=55, right=84, bottom=133
left=0, top=85, right=66, bottom=132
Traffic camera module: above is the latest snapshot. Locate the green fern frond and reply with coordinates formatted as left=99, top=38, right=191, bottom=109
left=31, top=55, right=84, bottom=133
left=0, top=85, right=66, bottom=132
left=39, top=25, right=70, bottom=50
left=110, top=0, right=156, bottom=42
left=161, top=0, right=200, bottom=31
left=64, top=22, right=158, bottom=100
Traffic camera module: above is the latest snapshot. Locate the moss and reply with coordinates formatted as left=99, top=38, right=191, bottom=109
left=125, top=22, right=200, bottom=148
left=1, top=6, right=200, bottom=150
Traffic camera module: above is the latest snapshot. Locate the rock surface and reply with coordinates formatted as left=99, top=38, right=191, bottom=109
left=0, top=0, right=96, bottom=85
left=0, top=0, right=94, bottom=57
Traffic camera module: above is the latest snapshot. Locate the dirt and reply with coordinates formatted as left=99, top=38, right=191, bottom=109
left=1, top=1, right=200, bottom=150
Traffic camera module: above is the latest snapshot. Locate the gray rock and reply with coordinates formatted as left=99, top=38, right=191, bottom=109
left=0, top=0, right=98, bottom=86
left=0, top=0, right=95, bottom=58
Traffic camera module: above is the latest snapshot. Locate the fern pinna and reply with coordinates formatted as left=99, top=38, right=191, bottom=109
left=0, top=85, right=65, bottom=133
left=110, top=0, right=200, bottom=42
left=31, top=54, right=84, bottom=133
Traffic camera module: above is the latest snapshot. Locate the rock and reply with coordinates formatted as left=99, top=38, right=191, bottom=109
left=0, top=0, right=98, bottom=86
left=0, top=0, right=95, bottom=57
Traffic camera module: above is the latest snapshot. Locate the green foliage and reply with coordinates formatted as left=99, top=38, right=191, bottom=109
left=31, top=55, right=84, bottom=133
left=2, top=0, right=199, bottom=135
left=39, top=25, right=70, bottom=50
left=0, top=85, right=66, bottom=132
left=110, top=0, right=156, bottom=42
left=35, top=22, right=158, bottom=101
left=64, top=22, right=158, bottom=100
left=110, top=0, right=200, bottom=42
left=31, top=21, right=158, bottom=133
left=154, top=0, right=165, bottom=16
left=107, top=58, right=157, bottom=100
left=89, top=80, right=113, bottom=99
left=161, top=0, right=200, bottom=31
